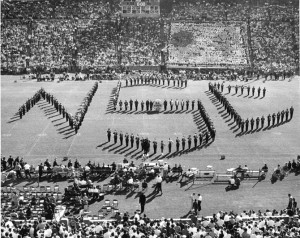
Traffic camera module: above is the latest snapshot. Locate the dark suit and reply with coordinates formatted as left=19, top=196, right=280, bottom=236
left=139, top=194, right=146, bottom=213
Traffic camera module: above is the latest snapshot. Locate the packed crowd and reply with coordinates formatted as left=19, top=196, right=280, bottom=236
left=77, top=16, right=162, bottom=68
left=1, top=0, right=120, bottom=20
left=2, top=189, right=59, bottom=221
left=169, top=0, right=298, bottom=22
left=167, top=22, right=248, bottom=67
left=1, top=0, right=298, bottom=74
left=170, top=1, right=246, bottom=21
left=166, top=1, right=298, bottom=71
left=1, top=205, right=299, bottom=238
left=250, top=21, right=298, bottom=73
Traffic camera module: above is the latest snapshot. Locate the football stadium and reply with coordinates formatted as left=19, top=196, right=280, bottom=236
left=1, top=0, right=300, bottom=237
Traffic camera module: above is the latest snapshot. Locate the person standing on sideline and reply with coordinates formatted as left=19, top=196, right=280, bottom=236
left=197, top=194, right=202, bottom=214
left=287, top=194, right=293, bottom=211
left=163, top=163, right=168, bottom=180
left=24, top=162, right=31, bottom=179
left=190, top=193, right=196, bottom=211
left=139, top=193, right=146, bottom=213
left=155, top=174, right=163, bottom=194
left=15, top=162, right=22, bottom=179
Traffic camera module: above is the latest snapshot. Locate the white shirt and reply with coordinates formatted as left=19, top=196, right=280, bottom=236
left=267, top=220, right=275, bottom=227
left=198, top=195, right=202, bottom=201
left=24, top=164, right=31, bottom=170
left=5, top=221, right=14, bottom=228
left=128, top=178, right=133, bottom=184
left=134, top=213, right=140, bottom=221
left=12, top=231, right=19, bottom=238
left=44, top=228, right=52, bottom=238
left=156, top=176, right=162, bottom=183
left=188, top=226, right=197, bottom=234
left=224, top=214, right=230, bottom=222
left=29, top=227, right=35, bottom=237
left=192, top=232, right=201, bottom=238
left=149, top=235, right=157, bottom=238
left=275, top=220, right=282, bottom=227
left=217, top=219, right=224, bottom=227
left=95, top=224, right=103, bottom=233
left=235, top=215, right=242, bottom=222
left=103, top=231, right=111, bottom=238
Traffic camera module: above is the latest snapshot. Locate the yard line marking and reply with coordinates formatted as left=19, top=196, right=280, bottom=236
left=66, top=134, right=77, bottom=156
left=26, top=122, right=51, bottom=156
left=38, top=133, right=47, bottom=136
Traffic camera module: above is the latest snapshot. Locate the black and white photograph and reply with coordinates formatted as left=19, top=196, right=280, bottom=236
left=1, top=0, right=300, bottom=237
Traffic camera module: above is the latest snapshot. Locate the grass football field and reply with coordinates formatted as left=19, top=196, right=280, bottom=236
left=1, top=75, right=300, bottom=218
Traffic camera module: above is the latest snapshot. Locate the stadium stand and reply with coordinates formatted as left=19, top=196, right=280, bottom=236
left=1, top=0, right=299, bottom=74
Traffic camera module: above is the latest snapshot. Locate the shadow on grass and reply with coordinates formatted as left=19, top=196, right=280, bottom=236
left=7, top=118, right=21, bottom=123
left=96, top=141, right=109, bottom=148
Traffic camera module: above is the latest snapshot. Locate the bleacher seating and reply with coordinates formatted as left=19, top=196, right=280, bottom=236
left=1, top=0, right=298, bottom=73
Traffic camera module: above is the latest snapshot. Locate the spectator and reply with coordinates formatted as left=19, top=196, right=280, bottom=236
left=24, top=162, right=31, bottom=179
left=11, top=191, right=19, bottom=207
left=139, top=193, right=146, bottom=214
left=154, top=174, right=163, bottom=194
left=15, top=162, right=22, bottom=179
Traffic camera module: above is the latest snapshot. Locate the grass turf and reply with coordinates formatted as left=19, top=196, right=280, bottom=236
left=1, top=76, right=300, bottom=218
